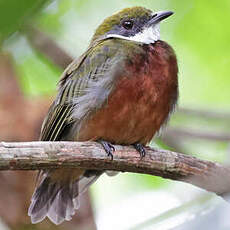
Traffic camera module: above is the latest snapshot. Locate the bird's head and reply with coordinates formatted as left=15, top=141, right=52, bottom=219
left=92, top=6, right=173, bottom=44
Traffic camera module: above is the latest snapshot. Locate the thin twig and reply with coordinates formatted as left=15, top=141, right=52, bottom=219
left=178, top=107, right=230, bottom=120
left=0, top=141, right=230, bottom=196
left=164, top=127, right=230, bottom=142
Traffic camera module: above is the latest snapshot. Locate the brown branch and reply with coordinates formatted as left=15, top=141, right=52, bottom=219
left=23, top=26, right=73, bottom=69
left=0, top=141, right=230, bottom=196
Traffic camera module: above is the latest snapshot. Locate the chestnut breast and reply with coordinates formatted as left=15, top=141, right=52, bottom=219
left=77, top=40, right=178, bottom=145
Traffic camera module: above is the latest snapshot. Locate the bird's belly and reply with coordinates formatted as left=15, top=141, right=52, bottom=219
left=77, top=73, right=172, bottom=145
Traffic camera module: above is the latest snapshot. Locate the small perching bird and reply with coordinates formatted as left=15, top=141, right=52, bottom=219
left=28, top=6, right=178, bottom=224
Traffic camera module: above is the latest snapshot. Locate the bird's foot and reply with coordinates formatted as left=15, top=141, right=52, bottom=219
left=133, top=143, right=146, bottom=159
left=98, top=140, right=115, bottom=160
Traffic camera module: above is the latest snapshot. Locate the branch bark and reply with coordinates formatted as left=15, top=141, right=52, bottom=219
left=1, top=141, right=230, bottom=196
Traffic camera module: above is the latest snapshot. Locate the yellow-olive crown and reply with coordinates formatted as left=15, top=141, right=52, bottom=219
left=92, top=6, right=152, bottom=41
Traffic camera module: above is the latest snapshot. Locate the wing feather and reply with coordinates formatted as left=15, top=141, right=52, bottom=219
left=40, top=39, right=126, bottom=141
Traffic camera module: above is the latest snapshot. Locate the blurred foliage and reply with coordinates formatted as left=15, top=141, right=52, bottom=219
left=17, top=46, right=61, bottom=95
left=129, top=194, right=215, bottom=230
left=0, top=0, right=51, bottom=43
left=1, top=0, right=230, bottom=229
left=167, top=0, right=230, bottom=108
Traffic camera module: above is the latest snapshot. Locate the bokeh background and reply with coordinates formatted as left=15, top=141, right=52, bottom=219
left=1, top=0, right=230, bottom=229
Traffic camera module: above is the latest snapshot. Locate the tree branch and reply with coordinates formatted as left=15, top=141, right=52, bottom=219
left=0, top=141, right=230, bottom=196
left=24, top=26, right=73, bottom=69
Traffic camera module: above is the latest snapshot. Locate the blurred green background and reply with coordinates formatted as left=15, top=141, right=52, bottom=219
left=1, top=0, right=230, bottom=229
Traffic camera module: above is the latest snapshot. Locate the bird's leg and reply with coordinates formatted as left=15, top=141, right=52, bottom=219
left=133, top=143, right=146, bottom=159
left=98, top=140, right=115, bottom=160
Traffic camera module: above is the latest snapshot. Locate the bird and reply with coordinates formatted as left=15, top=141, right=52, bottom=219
left=28, top=6, right=178, bottom=225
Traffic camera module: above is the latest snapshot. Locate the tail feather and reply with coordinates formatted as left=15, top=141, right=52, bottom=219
left=29, top=176, right=56, bottom=223
left=28, top=170, right=102, bottom=225
left=79, top=172, right=103, bottom=195
left=29, top=175, right=64, bottom=224
left=47, top=186, right=77, bottom=224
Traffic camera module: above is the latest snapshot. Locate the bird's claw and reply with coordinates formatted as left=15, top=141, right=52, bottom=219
left=133, top=143, right=146, bottom=159
left=98, top=140, right=115, bottom=160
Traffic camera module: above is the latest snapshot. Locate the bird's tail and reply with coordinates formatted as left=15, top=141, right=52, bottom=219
left=28, top=169, right=101, bottom=225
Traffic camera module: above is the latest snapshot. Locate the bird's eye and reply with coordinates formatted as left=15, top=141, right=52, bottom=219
left=122, top=20, right=134, bottom=30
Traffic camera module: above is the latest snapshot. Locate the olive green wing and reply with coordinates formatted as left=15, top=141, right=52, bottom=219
left=40, top=39, right=125, bottom=141
left=39, top=51, right=88, bottom=141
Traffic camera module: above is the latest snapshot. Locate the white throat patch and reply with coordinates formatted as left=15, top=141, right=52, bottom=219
left=106, top=24, right=160, bottom=44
